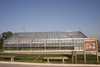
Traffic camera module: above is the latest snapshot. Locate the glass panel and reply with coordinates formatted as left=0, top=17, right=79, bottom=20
left=10, top=47, right=17, bottom=50
left=61, top=46, right=74, bottom=50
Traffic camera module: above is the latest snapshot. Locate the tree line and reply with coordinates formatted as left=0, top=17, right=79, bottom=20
left=0, top=31, right=13, bottom=48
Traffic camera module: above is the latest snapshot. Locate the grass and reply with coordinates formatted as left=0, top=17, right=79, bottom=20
left=0, top=53, right=100, bottom=64
left=0, top=53, right=39, bottom=62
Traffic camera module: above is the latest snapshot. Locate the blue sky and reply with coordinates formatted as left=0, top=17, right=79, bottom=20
left=0, top=0, right=100, bottom=40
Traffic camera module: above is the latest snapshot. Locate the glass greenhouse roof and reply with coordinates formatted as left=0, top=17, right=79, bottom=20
left=5, top=31, right=87, bottom=41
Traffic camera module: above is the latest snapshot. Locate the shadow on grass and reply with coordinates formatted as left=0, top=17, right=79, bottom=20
left=62, top=54, right=72, bottom=58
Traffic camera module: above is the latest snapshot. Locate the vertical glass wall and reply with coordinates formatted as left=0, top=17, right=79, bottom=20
left=3, top=38, right=84, bottom=51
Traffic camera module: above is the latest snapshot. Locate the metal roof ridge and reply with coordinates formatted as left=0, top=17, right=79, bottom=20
left=14, top=31, right=81, bottom=34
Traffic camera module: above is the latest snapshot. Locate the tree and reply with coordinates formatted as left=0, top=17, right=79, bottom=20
left=0, top=34, right=1, bottom=40
left=2, top=31, right=13, bottom=40
left=0, top=41, right=3, bottom=48
left=0, top=31, right=13, bottom=48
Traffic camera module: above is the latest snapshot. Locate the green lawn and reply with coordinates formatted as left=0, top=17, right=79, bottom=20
left=0, top=53, right=39, bottom=63
left=0, top=53, right=100, bottom=64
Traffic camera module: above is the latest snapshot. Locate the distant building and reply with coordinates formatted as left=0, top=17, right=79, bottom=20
left=3, top=31, right=87, bottom=52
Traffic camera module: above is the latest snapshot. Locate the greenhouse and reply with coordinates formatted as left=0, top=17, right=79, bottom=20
left=3, top=31, right=87, bottom=52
